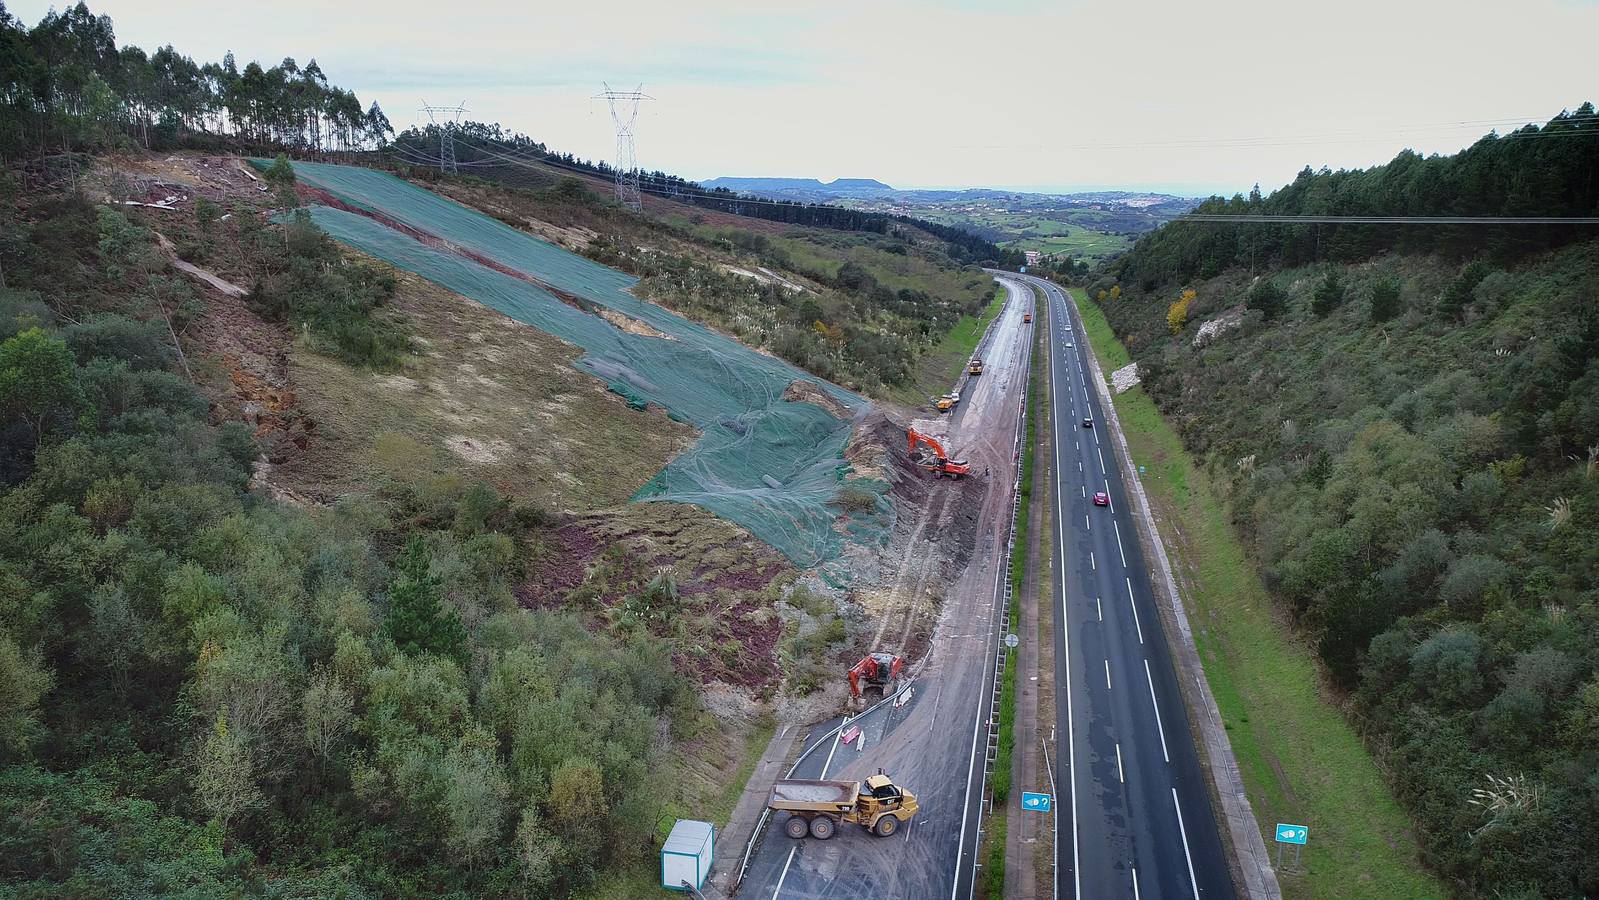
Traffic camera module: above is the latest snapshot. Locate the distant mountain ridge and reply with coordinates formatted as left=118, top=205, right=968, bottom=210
left=703, top=176, right=1193, bottom=208
left=701, top=176, right=896, bottom=200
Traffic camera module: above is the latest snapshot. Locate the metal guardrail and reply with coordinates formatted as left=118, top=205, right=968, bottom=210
left=968, top=278, right=1034, bottom=893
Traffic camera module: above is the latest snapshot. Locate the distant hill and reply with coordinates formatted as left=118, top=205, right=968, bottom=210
left=701, top=176, right=897, bottom=201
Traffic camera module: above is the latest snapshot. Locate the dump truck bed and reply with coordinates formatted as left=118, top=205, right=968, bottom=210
left=768, top=779, right=858, bottom=812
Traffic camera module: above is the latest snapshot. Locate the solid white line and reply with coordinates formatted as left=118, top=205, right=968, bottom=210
left=1132, top=865, right=1141, bottom=900
left=1145, top=659, right=1170, bottom=763
left=1105, top=479, right=1115, bottom=514
left=1126, top=577, right=1144, bottom=644
left=1114, top=520, right=1127, bottom=566
left=1172, top=787, right=1202, bottom=900
left=820, top=714, right=847, bottom=778
left=1097, top=448, right=1106, bottom=471
left=774, top=845, right=798, bottom=898
left=1116, top=742, right=1125, bottom=783
left=1104, top=659, right=1112, bottom=690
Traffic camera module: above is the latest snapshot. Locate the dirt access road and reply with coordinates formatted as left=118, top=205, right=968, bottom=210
left=735, top=276, right=1034, bottom=899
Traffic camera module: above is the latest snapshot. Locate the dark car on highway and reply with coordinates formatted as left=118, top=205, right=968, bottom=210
left=1082, top=418, right=1093, bottom=428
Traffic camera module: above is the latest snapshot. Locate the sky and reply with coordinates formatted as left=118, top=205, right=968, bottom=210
left=14, top=0, right=1597, bottom=196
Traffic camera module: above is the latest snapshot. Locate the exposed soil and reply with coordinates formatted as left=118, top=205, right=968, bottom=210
left=843, top=409, right=985, bottom=668
left=782, top=379, right=850, bottom=421
left=517, top=503, right=796, bottom=692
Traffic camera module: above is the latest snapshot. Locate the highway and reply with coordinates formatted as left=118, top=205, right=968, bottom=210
left=1019, top=272, right=1235, bottom=899
left=735, top=277, right=1033, bottom=899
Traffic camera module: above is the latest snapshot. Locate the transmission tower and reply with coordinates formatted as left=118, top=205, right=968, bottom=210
left=594, top=83, right=654, bottom=211
left=420, top=100, right=468, bottom=174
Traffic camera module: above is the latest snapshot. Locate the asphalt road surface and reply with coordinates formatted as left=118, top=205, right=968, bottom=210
left=736, top=277, right=1034, bottom=899
left=1021, top=272, right=1235, bottom=899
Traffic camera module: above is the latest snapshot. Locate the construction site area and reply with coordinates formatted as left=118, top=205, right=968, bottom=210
left=84, top=145, right=1033, bottom=896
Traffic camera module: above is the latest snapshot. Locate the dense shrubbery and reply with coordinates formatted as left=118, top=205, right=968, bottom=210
left=0, top=188, right=693, bottom=897
left=1099, top=139, right=1599, bottom=892
left=247, top=208, right=408, bottom=369
left=591, top=229, right=987, bottom=394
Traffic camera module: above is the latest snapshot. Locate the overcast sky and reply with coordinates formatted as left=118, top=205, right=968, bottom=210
left=15, top=0, right=1597, bottom=195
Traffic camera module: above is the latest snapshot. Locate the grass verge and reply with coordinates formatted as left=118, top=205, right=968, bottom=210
left=1068, top=288, right=1443, bottom=899
left=889, top=284, right=1006, bottom=407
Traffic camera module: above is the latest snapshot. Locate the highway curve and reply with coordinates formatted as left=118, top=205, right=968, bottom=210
left=735, top=276, right=1034, bottom=899
left=1021, top=271, right=1235, bottom=899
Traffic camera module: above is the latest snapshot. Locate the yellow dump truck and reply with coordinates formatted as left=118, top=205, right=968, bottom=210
left=768, top=773, right=919, bottom=839
left=935, top=390, right=960, bottom=412
left=968, top=357, right=984, bottom=376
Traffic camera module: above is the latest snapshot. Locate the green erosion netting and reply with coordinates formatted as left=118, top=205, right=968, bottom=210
left=273, top=161, right=885, bottom=576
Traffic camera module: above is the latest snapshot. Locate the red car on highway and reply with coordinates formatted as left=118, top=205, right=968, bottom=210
left=1092, top=491, right=1110, bottom=507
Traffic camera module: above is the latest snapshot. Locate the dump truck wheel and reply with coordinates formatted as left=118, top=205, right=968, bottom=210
left=785, top=815, right=809, bottom=839
left=873, top=815, right=899, bottom=837
left=809, top=816, right=836, bottom=840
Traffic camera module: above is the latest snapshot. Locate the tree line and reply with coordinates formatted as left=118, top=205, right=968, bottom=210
left=1113, top=104, right=1599, bottom=290
left=389, top=121, right=1002, bottom=263
left=0, top=1, right=393, bottom=161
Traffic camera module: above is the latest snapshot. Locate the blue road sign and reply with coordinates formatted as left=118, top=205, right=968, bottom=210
left=1021, top=792, right=1052, bottom=812
left=1275, top=823, right=1308, bottom=845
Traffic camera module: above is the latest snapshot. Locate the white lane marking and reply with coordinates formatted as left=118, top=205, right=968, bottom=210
left=1096, top=597, right=1102, bottom=621
left=1127, top=577, right=1144, bottom=644
left=774, top=845, right=798, bottom=897
left=1078, top=461, right=1082, bottom=472
left=1116, top=743, right=1125, bottom=784
left=1114, top=520, right=1127, bottom=567
left=1132, top=865, right=1141, bottom=900
left=1052, top=355, right=1083, bottom=900
left=1172, top=788, right=1202, bottom=900
left=1105, top=479, right=1115, bottom=514
left=820, top=713, right=847, bottom=778
left=1085, top=513, right=1091, bottom=531
left=1097, top=448, right=1106, bottom=471
left=1104, top=659, right=1112, bottom=690
left=1081, top=485, right=1086, bottom=498
left=1145, top=659, right=1170, bottom=763
left=1090, top=551, right=1095, bottom=571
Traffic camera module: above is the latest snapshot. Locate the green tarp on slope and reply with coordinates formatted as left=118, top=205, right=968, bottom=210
left=278, top=161, right=885, bottom=575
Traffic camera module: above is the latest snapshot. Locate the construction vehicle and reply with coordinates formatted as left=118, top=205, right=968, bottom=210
left=968, top=357, right=984, bottom=376
left=907, top=428, right=970, bottom=479
left=1023, top=312, right=1033, bottom=323
left=768, top=772, right=920, bottom=839
left=848, top=652, right=903, bottom=700
left=935, top=390, right=960, bottom=412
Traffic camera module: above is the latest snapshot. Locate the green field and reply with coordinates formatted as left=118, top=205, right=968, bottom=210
left=1070, top=289, right=1443, bottom=899
left=910, top=207, right=1133, bottom=261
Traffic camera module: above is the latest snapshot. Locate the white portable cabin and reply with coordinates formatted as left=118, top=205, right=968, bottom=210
left=660, top=819, right=714, bottom=892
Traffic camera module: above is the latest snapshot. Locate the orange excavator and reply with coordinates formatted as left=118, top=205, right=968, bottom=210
left=849, top=652, right=904, bottom=700
left=908, top=428, right=971, bottom=479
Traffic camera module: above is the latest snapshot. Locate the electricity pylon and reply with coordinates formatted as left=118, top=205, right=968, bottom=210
left=420, top=100, right=468, bottom=174
left=594, top=83, right=653, bottom=211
